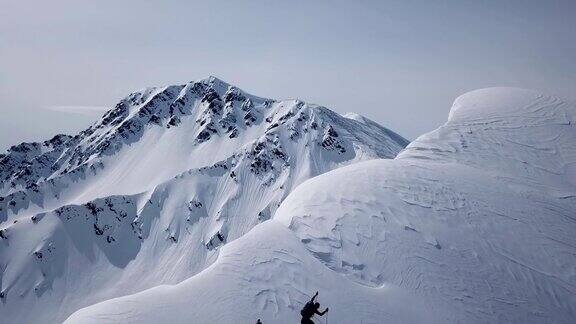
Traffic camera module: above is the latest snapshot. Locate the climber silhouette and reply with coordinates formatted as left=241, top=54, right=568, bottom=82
left=300, top=291, right=328, bottom=324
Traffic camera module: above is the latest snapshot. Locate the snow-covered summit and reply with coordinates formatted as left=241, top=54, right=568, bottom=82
left=65, top=88, right=576, bottom=324
left=0, top=77, right=408, bottom=323
left=448, top=87, right=557, bottom=122
left=403, top=87, right=575, bottom=190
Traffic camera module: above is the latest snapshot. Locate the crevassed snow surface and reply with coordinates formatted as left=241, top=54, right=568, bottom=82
left=66, top=88, right=576, bottom=324
left=0, top=77, right=408, bottom=323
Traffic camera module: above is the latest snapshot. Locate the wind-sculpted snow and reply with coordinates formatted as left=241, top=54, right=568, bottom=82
left=66, top=88, right=576, bottom=323
left=66, top=221, right=439, bottom=324
left=0, top=77, right=407, bottom=323
left=406, top=88, right=576, bottom=191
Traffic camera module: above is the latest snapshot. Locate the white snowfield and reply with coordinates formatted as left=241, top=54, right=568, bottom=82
left=0, top=77, right=408, bottom=323
left=65, top=88, right=576, bottom=324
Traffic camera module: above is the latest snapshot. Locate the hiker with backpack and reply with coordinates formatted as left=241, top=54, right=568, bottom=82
left=300, top=291, right=328, bottom=324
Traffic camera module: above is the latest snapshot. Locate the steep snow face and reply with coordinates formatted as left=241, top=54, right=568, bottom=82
left=0, top=77, right=408, bottom=323
left=66, top=88, right=576, bottom=324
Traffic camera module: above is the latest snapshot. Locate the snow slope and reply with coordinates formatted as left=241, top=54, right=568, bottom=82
left=67, top=88, right=576, bottom=323
left=0, top=77, right=407, bottom=323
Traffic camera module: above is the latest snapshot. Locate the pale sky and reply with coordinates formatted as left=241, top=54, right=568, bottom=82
left=1, top=0, right=575, bottom=151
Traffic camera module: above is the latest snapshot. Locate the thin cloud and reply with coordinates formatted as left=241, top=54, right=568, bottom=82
left=46, top=105, right=110, bottom=117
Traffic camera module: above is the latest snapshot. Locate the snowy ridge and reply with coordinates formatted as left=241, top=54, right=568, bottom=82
left=66, top=88, right=576, bottom=323
left=0, top=77, right=408, bottom=323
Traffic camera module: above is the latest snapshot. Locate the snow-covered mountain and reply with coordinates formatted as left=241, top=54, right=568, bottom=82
left=0, top=76, right=408, bottom=323
left=64, top=88, right=576, bottom=324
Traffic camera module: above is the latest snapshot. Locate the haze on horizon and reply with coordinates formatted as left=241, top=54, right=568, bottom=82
left=1, top=0, right=575, bottom=151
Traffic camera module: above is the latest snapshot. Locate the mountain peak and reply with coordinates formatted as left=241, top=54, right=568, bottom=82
left=196, top=75, right=230, bottom=85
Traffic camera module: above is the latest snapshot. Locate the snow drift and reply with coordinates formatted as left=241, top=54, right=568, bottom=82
left=66, top=88, right=576, bottom=324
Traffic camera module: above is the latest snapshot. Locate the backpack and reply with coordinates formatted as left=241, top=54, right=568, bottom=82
left=300, top=301, right=315, bottom=318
